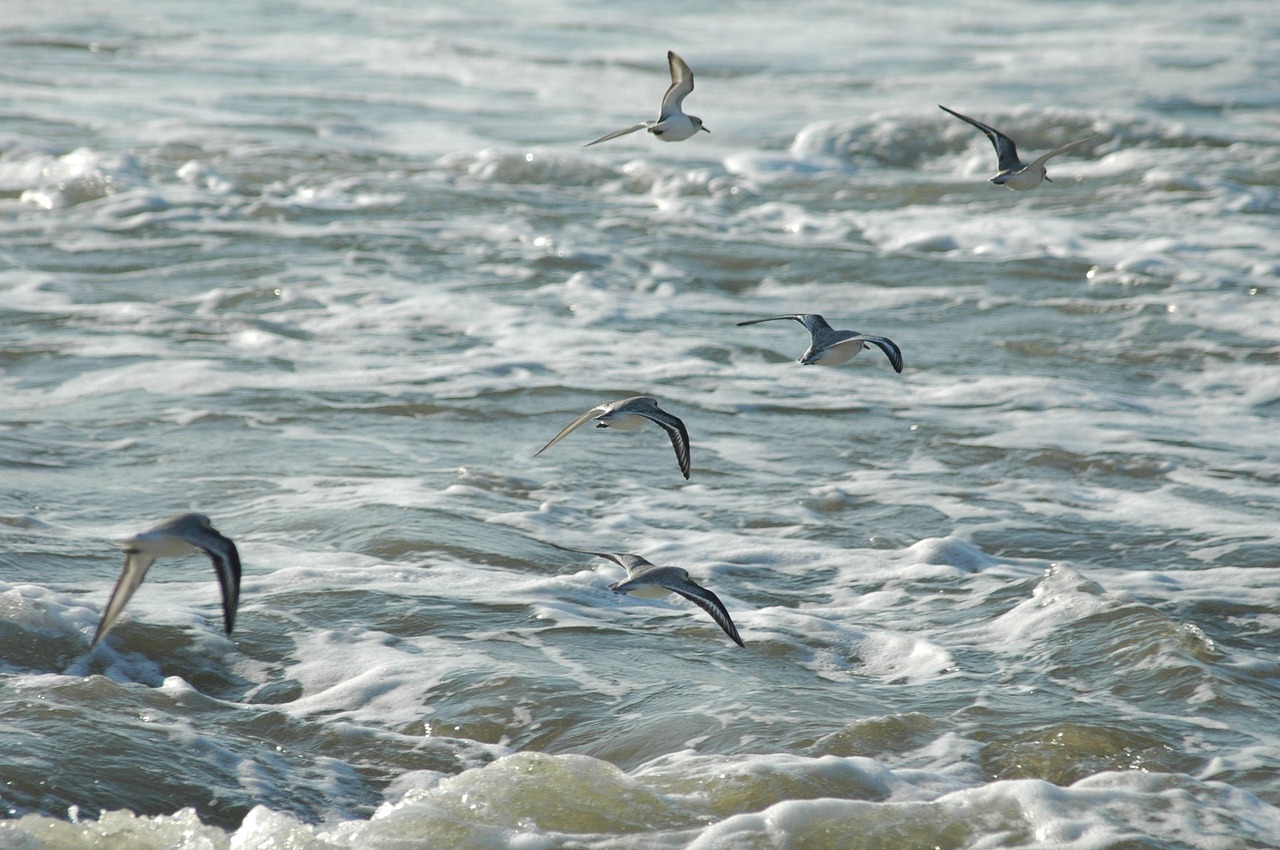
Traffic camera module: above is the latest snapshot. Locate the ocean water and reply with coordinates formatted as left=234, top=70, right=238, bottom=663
left=2, top=0, right=1279, bottom=847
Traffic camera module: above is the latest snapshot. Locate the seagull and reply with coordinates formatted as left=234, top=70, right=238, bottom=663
left=736, top=314, right=904, bottom=372
left=557, top=545, right=744, bottom=646
left=535, top=396, right=692, bottom=479
left=584, top=51, right=709, bottom=147
left=939, top=104, right=1095, bottom=191
left=92, top=513, right=241, bottom=646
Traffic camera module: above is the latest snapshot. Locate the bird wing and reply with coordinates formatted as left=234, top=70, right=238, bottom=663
left=940, top=105, right=1021, bottom=171
left=737, top=314, right=820, bottom=330
left=1027, top=135, right=1097, bottom=169
left=637, top=406, right=691, bottom=479
left=584, top=122, right=651, bottom=148
left=829, top=333, right=904, bottom=373
left=548, top=542, right=655, bottom=574
left=535, top=404, right=606, bottom=455
left=93, top=549, right=158, bottom=645
left=656, top=572, right=745, bottom=647
left=739, top=315, right=837, bottom=363
left=796, top=314, right=835, bottom=335
left=659, top=51, right=696, bottom=119
left=182, top=525, right=242, bottom=636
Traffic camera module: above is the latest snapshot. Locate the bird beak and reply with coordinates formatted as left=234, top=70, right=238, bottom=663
left=701, top=126, right=711, bottom=133
left=1045, top=174, right=1053, bottom=182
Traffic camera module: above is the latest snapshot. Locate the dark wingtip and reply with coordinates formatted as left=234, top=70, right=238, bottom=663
left=218, top=538, right=243, bottom=636
left=722, top=619, right=746, bottom=647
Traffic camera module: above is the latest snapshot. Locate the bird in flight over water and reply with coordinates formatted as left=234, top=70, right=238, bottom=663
left=556, top=545, right=744, bottom=647
left=939, top=104, right=1097, bottom=191
left=585, top=51, right=710, bottom=147
left=535, top=396, right=692, bottom=479
left=737, top=314, right=904, bottom=372
left=92, top=512, right=241, bottom=646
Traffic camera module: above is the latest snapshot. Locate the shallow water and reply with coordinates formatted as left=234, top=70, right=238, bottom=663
left=2, top=0, right=1279, bottom=847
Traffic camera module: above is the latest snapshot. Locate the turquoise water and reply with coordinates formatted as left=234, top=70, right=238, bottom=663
left=2, top=1, right=1279, bottom=847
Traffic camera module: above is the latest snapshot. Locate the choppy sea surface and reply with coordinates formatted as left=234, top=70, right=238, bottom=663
left=2, top=1, right=1279, bottom=847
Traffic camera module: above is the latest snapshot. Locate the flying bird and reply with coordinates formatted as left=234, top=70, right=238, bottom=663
left=92, top=513, right=241, bottom=646
left=559, top=545, right=744, bottom=646
left=535, top=396, right=692, bottom=479
left=737, top=314, right=904, bottom=371
left=939, top=104, right=1096, bottom=191
left=585, top=51, right=709, bottom=147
